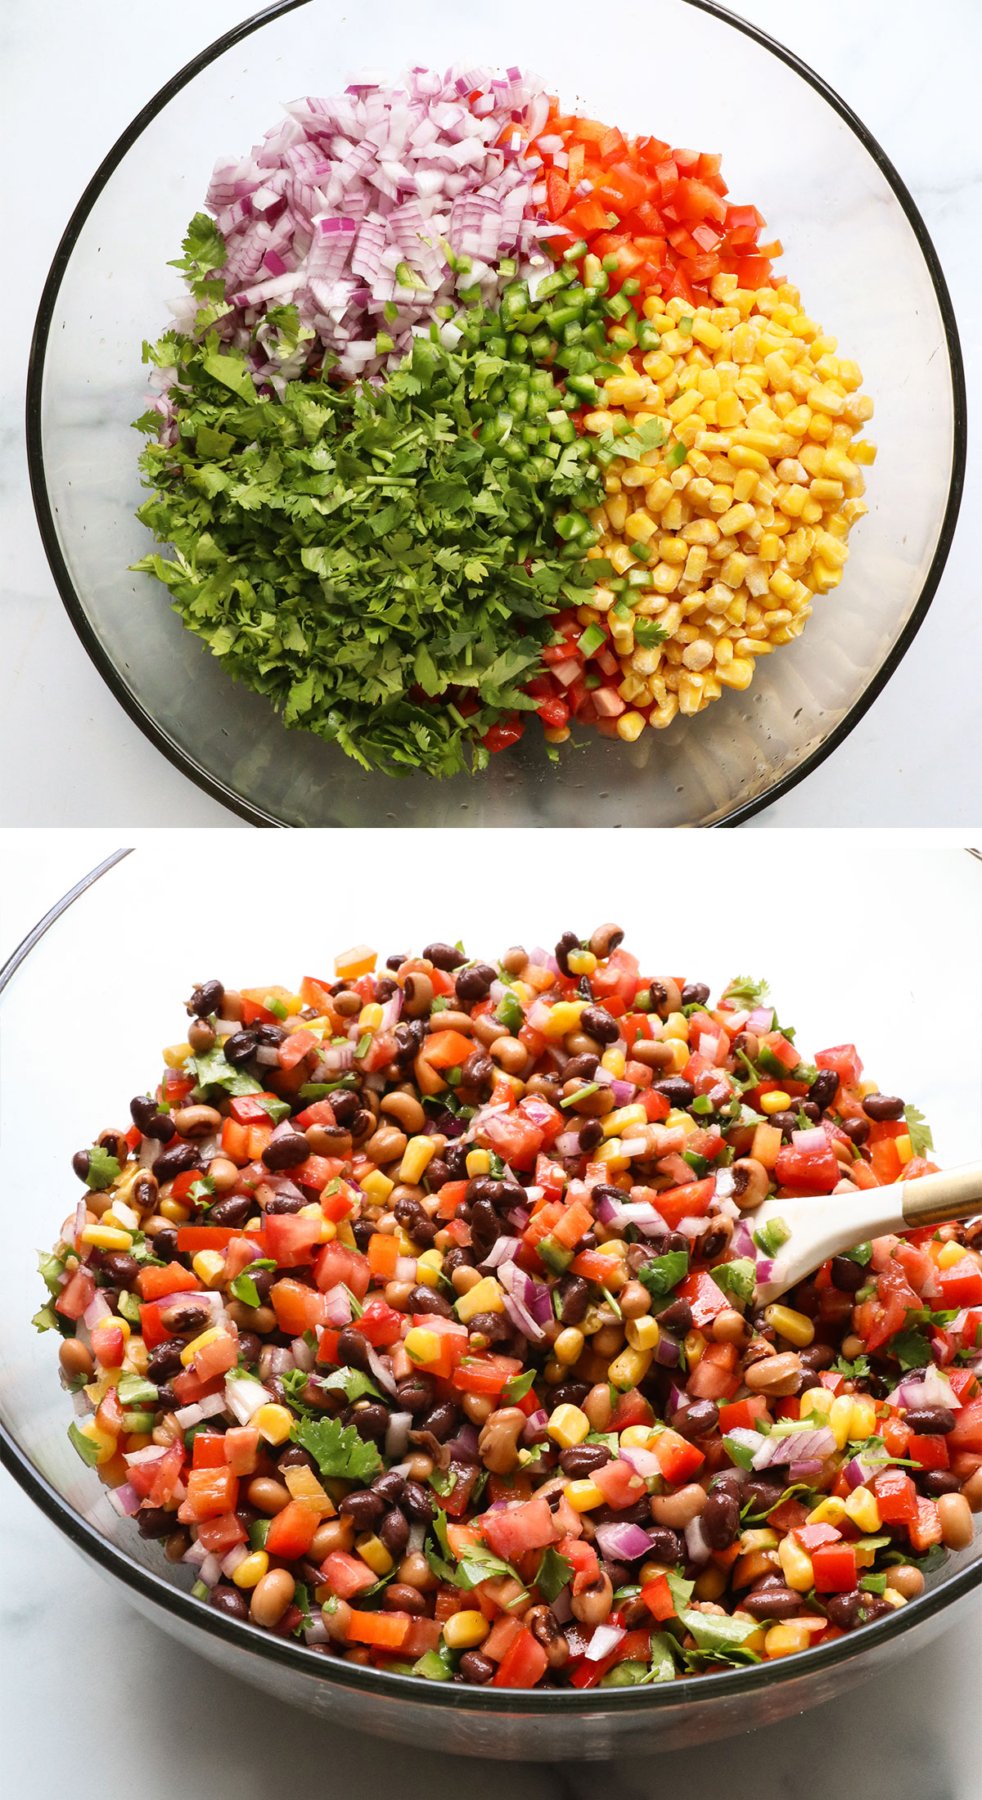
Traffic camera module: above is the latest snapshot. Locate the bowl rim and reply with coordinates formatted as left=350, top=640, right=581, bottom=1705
left=22, top=0, right=964, bottom=828
left=1, top=848, right=980, bottom=1716
left=24, top=1, right=968, bottom=824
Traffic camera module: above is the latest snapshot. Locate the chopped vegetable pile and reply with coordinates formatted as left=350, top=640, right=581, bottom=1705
left=135, top=66, right=876, bottom=774
left=40, top=929, right=981, bottom=1687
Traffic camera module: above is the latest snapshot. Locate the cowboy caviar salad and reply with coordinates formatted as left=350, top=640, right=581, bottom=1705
left=38, top=930, right=981, bottom=1686
left=135, top=66, right=875, bottom=776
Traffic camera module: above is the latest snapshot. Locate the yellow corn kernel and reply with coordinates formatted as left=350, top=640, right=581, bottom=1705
left=616, top=710, right=647, bottom=743
left=717, top=656, right=755, bottom=690
left=828, top=1395, right=856, bottom=1450
left=717, top=501, right=757, bottom=537
left=605, top=375, right=649, bottom=408
left=356, top=1534, right=394, bottom=1576
left=807, top=382, right=845, bottom=416
left=232, top=1551, right=270, bottom=1590
left=778, top=1535, right=814, bottom=1592
left=456, top=1277, right=505, bottom=1323
left=895, top=1134, right=914, bottom=1166
left=253, top=1403, right=293, bottom=1447
left=936, top=1238, right=967, bottom=1269
left=740, top=1528, right=779, bottom=1554
left=620, top=1424, right=657, bottom=1450
left=567, top=948, right=598, bottom=976
left=335, top=945, right=376, bottom=979
left=806, top=1496, right=848, bottom=1528
left=318, top=1219, right=338, bottom=1244
left=600, top=1047, right=627, bottom=1079
left=443, top=1610, right=490, bottom=1650
left=360, top=1169, right=394, bottom=1205
left=764, top=1622, right=812, bottom=1658
left=358, top=1002, right=384, bottom=1031
left=75, top=1419, right=118, bottom=1466
left=800, top=1387, right=834, bottom=1419
left=284, top=1465, right=334, bottom=1515
left=404, top=1328, right=442, bottom=1366
left=849, top=1397, right=877, bottom=1441
left=192, top=1249, right=226, bottom=1289
left=626, top=1315, right=661, bottom=1353
left=759, top=1090, right=791, bottom=1115
left=179, top=1325, right=226, bottom=1368
left=602, top=1103, right=648, bottom=1140
left=683, top=1329, right=706, bottom=1368
left=399, top=1135, right=438, bottom=1187
left=79, top=1224, right=133, bottom=1251
left=415, top=1248, right=444, bottom=1288
left=763, top=1305, right=815, bottom=1348
left=565, top=1478, right=605, bottom=1512
left=692, top=316, right=723, bottom=351
left=465, top=1150, right=491, bottom=1178
left=163, top=1042, right=192, bottom=1069
left=548, top=1403, right=591, bottom=1449
left=609, top=1346, right=653, bottom=1390
left=554, top=1327, right=586, bottom=1366
left=543, top=1001, right=585, bottom=1040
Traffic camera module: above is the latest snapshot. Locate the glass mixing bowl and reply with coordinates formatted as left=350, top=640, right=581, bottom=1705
left=1, top=848, right=979, bottom=1759
left=26, top=0, right=965, bottom=826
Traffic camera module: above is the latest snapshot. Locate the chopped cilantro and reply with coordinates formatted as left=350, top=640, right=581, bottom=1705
left=903, top=1105, right=934, bottom=1157
left=721, top=976, right=770, bottom=1009
left=316, top=1365, right=384, bottom=1403
left=712, top=1258, right=756, bottom=1304
left=291, top=1415, right=382, bottom=1484
left=81, top=1146, right=120, bottom=1191
left=535, top=1546, right=573, bottom=1604
left=832, top=1352, right=871, bottom=1380
left=186, top=1046, right=262, bottom=1099
left=637, top=1249, right=689, bottom=1300
left=502, top=1367, right=537, bottom=1404
left=228, top=1260, right=276, bottom=1309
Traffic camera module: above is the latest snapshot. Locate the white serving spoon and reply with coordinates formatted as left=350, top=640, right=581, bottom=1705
left=749, top=1161, right=982, bottom=1304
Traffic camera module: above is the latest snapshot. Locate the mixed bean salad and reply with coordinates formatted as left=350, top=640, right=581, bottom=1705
left=38, top=931, right=981, bottom=1688
left=135, top=66, right=875, bottom=775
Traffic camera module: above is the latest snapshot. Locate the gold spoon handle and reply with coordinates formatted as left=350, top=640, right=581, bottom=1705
left=899, top=1162, right=982, bottom=1230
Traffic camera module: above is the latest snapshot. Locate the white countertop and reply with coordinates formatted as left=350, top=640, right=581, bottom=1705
left=2, top=835, right=980, bottom=1790
left=2, top=0, right=980, bottom=825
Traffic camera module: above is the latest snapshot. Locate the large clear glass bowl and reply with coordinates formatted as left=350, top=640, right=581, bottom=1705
left=1, top=847, right=979, bottom=1759
left=26, top=0, right=965, bottom=826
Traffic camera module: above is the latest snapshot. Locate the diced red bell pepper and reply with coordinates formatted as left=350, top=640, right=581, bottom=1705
left=270, top=1278, right=327, bottom=1337
left=641, top=1573, right=676, bottom=1621
left=677, top=1270, right=729, bottom=1327
left=451, top=1354, right=524, bottom=1398
left=493, top=1626, right=548, bottom=1688
left=872, top=1469, right=918, bottom=1525
left=137, top=1260, right=201, bottom=1301
left=195, top=1511, right=248, bottom=1554
left=266, top=1500, right=320, bottom=1560
left=192, top=1433, right=227, bottom=1469
left=652, top=1429, right=705, bottom=1485
left=811, top=1543, right=858, bottom=1593
left=908, top=1434, right=949, bottom=1472
left=347, top=1611, right=413, bottom=1651
left=178, top=1466, right=239, bottom=1523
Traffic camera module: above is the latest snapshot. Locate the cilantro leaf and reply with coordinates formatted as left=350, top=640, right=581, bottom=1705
left=186, top=1046, right=263, bottom=1098
left=633, top=619, right=669, bottom=648
left=721, top=976, right=770, bottom=1009
left=502, top=1367, right=537, bottom=1405
left=678, top=1607, right=759, bottom=1652
left=832, top=1352, right=871, bottom=1380
left=637, top=1250, right=689, bottom=1300
left=292, top=1415, right=382, bottom=1484
left=886, top=1327, right=935, bottom=1371
left=228, top=1260, right=276, bottom=1309
left=535, top=1546, right=573, bottom=1604
left=315, top=1365, right=384, bottom=1404
left=711, top=1258, right=756, bottom=1305
left=81, top=1146, right=120, bottom=1191
left=903, top=1105, right=934, bottom=1158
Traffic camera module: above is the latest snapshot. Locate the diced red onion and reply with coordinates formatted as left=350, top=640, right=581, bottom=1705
left=255, top=1045, right=281, bottom=1067
left=291, top=1335, right=316, bottom=1373
left=845, top=1453, right=880, bottom=1489
left=895, top=1366, right=962, bottom=1411
left=323, top=1044, right=355, bottom=1073
left=365, top=1344, right=399, bottom=1397
left=652, top=1331, right=681, bottom=1368
left=259, top=1344, right=296, bottom=1380
left=755, top=1257, right=774, bottom=1284
left=395, top=1256, right=417, bottom=1282
left=323, top=1284, right=354, bottom=1328
left=522, top=1408, right=548, bottom=1445
left=304, top=1619, right=330, bottom=1645
left=107, top=1482, right=141, bottom=1517
left=609, top=1080, right=636, bottom=1106
left=685, top=1515, right=712, bottom=1564
left=224, top=1376, right=272, bottom=1423
left=731, top=1220, right=755, bottom=1259
left=173, top=1402, right=206, bottom=1430
left=584, top=1623, right=626, bottom=1662
left=619, top=1445, right=660, bottom=1479
left=480, top=1236, right=522, bottom=1270
left=124, top=1443, right=172, bottom=1468
left=791, top=1127, right=829, bottom=1155
left=221, top=1543, right=250, bottom=1577
left=447, top=1421, right=481, bottom=1462
left=594, top=1521, right=654, bottom=1561
left=751, top=1427, right=836, bottom=1471
left=199, top=1552, right=223, bottom=1589
left=497, top=1261, right=546, bottom=1342
left=555, top=1131, right=583, bottom=1159
left=747, top=1007, right=775, bottom=1033
left=377, top=990, right=403, bottom=1032
left=83, top=1291, right=113, bottom=1331
left=385, top=1411, right=413, bottom=1460
left=182, top=1538, right=210, bottom=1568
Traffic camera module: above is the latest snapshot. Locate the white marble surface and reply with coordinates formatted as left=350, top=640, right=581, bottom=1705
left=1, top=0, right=980, bottom=826
left=1, top=834, right=980, bottom=1791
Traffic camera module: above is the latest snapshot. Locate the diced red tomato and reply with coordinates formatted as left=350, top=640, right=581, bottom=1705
left=55, top=1268, right=96, bottom=1321
left=592, top=1458, right=648, bottom=1509
left=195, top=1511, right=247, bottom=1554
left=269, top=1277, right=327, bottom=1337
left=321, top=1551, right=378, bottom=1598
left=652, top=1430, right=705, bottom=1485
left=493, top=1626, right=548, bottom=1688
left=652, top=1178, right=715, bottom=1229
left=136, top=1260, right=201, bottom=1301
left=481, top=1496, right=560, bottom=1560
left=178, top=1466, right=239, bottom=1523
left=677, top=1270, right=729, bottom=1327
left=266, top=1500, right=320, bottom=1560
left=452, top=1354, right=524, bottom=1398
left=313, top=1242, right=371, bottom=1298
left=938, top=1258, right=982, bottom=1309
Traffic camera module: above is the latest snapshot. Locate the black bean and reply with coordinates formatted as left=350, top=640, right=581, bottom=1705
left=337, top=1326, right=371, bottom=1371
left=154, top=1143, right=202, bottom=1185
left=424, top=1157, right=453, bottom=1191
left=423, top=942, right=467, bottom=971
left=146, top=1340, right=184, bottom=1381
left=672, top=1399, right=719, bottom=1438
left=653, top=1298, right=692, bottom=1335
left=210, top=1584, right=249, bottom=1620
left=329, top=1089, right=360, bottom=1127
left=442, top=1247, right=473, bottom=1278
left=136, top=1505, right=175, bottom=1539
left=154, top=1382, right=178, bottom=1412
left=207, top=1193, right=254, bottom=1229
left=130, top=1094, right=175, bottom=1139
left=455, top=963, right=496, bottom=1004
left=554, top=931, right=581, bottom=977
left=223, top=1030, right=259, bottom=1066
left=903, top=1405, right=956, bottom=1435
left=263, top=1190, right=306, bottom=1216
left=921, top=1470, right=963, bottom=1497
left=339, top=1489, right=385, bottom=1529
left=459, top=1651, right=495, bottom=1685
left=807, top=1068, right=840, bottom=1111
left=408, top=1286, right=452, bottom=1318
left=559, top=1444, right=611, bottom=1477
left=799, top=1342, right=835, bottom=1372
left=349, top=1403, right=389, bottom=1444
left=277, top=1443, right=318, bottom=1474
left=379, top=1509, right=410, bottom=1556
left=255, top=1023, right=287, bottom=1046
left=711, top=1469, right=745, bottom=1497
left=467, top=1312, right=512, bottom=1345
left=396, top=1377, right=434, bottom=1416
left=701, top=1486, right=740, bottom=1549
left=441, top=1141, right=468, bottom=1180
left=372, top=1471, right=407, bottom=1505
left=824, top=1590, right=864, bottom=1630
left=653, top=1077, right=694, bottom=1109
left=741, top=1584, right=803, bottom=1622
left=743, top=1476, right=784, bottom=1516
left=549, top=1381, right=589, bottom=1410
left=189, top=979, right=224, bottom=1017
left=100, top=1251, right=140, bottom=1290
left=580, top=1006, right=619, bottom=1044
left=863, top=1093, right=905, bottom=1122
left=831, top=1255, right=866, bottom=1293
left=468, top=1197, right=501, bottom=1256
left=420, top=1401, right=458, bottom=1442
left=842, top=1117, right=870, bottom=1147
left=72, top=1150, right=92, bottom=1181
left=645, top=1526, right=683, bottom=1564
left=262, top=1132, right=309, bottom=1171
left=578, top=1119, right=604, bottom=1152
left=402, top=1481, right=434, bottom=1522
left=554, top=1274, right=590, bottom=1325
left=799, top=1100, right=822, bottom=1124
left=680, top=982, right=710, bottom=1006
